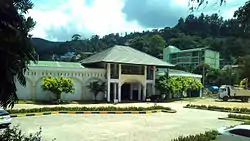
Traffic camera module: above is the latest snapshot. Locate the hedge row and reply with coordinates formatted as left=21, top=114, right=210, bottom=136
left=228, top=114, right=250, bottom=120
left=8, top=106, right=172, bottom=114
left=184, top=104, right=250, bottom=114
left=172, top=130, right=218, bottom=141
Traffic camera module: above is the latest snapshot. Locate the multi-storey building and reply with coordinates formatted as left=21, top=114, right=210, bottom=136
left=163, top=45, right=220, bottom=70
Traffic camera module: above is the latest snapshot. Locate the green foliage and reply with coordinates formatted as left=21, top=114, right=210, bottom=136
left=172, top=130, right=218, bottom=141
left=206, top=68, right=240, bottom=86
left=193, top=63, right=211, bottom=75
left=0, top=0, right=37, bottom=108
left=185, top=104, right=250, bottom=114
left=0, top=125, right=42, bottom=141
left=237, top=55, right=250, bottom=83
left=42, top=76, right=75, bottom=102
left=128, top=34, right=166, bottom=58
left=234, top=1, right=250, bottom=30
left=8, top=106, right=172, bottom=114
left=87, top=80, right=106, bottom=100
left=156, top=72, right=203, bottom=96
left=228, top=114, right=250, bottom=120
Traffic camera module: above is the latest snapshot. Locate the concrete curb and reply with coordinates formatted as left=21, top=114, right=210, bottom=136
left=218, top=117, right=250, bottom=122
left=10, top=109, right=177, bottom=118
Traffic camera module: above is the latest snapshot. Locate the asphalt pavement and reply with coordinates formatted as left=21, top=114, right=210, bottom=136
left=11, top=107, right=240, bottom=141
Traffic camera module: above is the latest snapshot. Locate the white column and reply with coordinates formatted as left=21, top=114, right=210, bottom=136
left=107, top=63, right=111, bottom=102
left=114, top=83, right=117, bottom=100
left=32, top=85, right=36, bottom=100
left=199, top=88, right=202, bottom=97
left=143, top=66, right=147, bottom=100
left=130, top=83, right=133, bottom=100
left=118, top=82, right=121, bottom=102
left=118, top=64, right=122, bottom=102
left=138, top=84, right=141, bottom=100
left=143, top=84, right=146, bottom=101
left=152, top=66, right=156, bottom=95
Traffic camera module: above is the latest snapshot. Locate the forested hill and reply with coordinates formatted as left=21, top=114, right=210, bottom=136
left=33, top=13, right=250, bottom=62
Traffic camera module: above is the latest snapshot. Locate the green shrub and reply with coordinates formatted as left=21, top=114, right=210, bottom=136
left=228, top=114, right=250, bottom=120
left=172, top=130, right=218, bottom=141
left=184, top=104, right=250, bottom=115
left=8, top=106, right=172, bottom=114
left=242, top=121, right=250, bottom=125
left=0, top=126, right=42, bottom=141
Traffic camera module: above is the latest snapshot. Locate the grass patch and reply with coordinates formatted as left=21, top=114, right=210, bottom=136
left=181, top=97, right=203, bottom=102
left=17, top=100, right=37, bottom=104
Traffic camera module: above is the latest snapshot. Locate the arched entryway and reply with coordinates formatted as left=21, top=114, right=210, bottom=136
left=121, top=82, right=143, bottom=101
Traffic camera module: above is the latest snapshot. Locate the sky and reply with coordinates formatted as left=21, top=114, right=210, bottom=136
left=28, top=0, right=248, bottom=41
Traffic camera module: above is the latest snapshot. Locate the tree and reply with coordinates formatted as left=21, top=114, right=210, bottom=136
left=190, top=0, right=250, bottom=32
left=71, top=34, right=81, bottom=41
left=156, top=72, right=203, bottom=98
left=193, top=63, right=210, bottom=75
left=128, top=36, right=149, bottom=52
left=0, top=0, right=37, bottom=108
left=41, top=76, right=75, bottom=103
left=147, top=34, right=166, bottom=58
left=155, top=72, right=172, bottom=97
left=87, top=80, right=106, bottom=100
left=189, top=0, right=225, bottom=11
left=237, top=55, right=250, bottom=84
left=234, top=1, right=250, bottom=31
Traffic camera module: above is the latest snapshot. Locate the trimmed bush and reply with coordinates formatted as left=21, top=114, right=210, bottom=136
left=184, top=104, right=250, bottom=114
left=0, top=126, right=42, bottom=141
left=242, top=121, right=250, bottom=125
left=8, top=106, right=172, bottom=114
left=172, top=130, right=218, bottom=141
left=228, top=114, right=250, bottom=120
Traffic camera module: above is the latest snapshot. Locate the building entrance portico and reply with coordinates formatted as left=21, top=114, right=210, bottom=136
left=80, top=45, right=174, bottom=103
left=107, top=63, right=152, bottom=102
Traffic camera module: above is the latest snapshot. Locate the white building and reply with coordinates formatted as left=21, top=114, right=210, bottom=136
left=16, top=45, right=201, bottom=102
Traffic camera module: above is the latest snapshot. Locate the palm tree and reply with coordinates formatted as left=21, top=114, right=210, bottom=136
left=0, top=0, right=37, bottom=108
left=87, top=81, right=106, bottom=101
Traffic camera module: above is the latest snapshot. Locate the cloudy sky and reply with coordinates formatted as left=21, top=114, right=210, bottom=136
left=28, top=0, right=248, bottom=41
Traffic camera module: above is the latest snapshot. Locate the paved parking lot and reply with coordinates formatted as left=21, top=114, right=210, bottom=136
left=11, top=107, right=240, bottom=141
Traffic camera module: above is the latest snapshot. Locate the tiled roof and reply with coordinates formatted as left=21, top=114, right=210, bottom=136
left=80, top=45, right=174, bottom=67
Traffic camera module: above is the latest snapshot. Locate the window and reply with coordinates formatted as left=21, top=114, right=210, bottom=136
left=178, top=58, right=189, bottom=62
left=111, top=64, right=119, bottom=79
left=191, top=58, right=198, bottom=62
left=147, top=66, right=154, bottom=80
left=229, top=129, right=250, bottom=138
left=192, top=51, right=198, bottom=56
left=171, top=53, right=177, bottom=58
left=121, top=65, right=144, bottom=75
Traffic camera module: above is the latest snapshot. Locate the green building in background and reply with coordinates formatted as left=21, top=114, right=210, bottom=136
left=163, top=45, right=220, bottom=70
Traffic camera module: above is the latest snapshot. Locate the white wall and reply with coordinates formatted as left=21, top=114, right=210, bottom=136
left=16, top=66, right=106, bottom=101
left=16, top=77, right=33, bottom=100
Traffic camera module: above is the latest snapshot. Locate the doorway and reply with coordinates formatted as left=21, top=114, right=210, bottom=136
left=121, top=83, right=130, bottom=100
